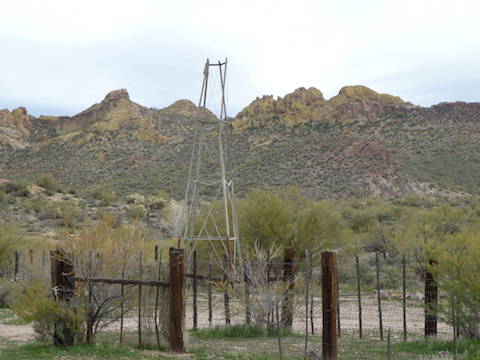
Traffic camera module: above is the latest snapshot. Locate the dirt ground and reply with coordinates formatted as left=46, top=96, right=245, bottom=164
left=0, top=291, right=453, bottom=350
left=0, top=322, right=35, bottom=345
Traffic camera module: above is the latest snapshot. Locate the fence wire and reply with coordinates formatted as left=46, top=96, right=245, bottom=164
left=2, top=248, right=457, bottom=357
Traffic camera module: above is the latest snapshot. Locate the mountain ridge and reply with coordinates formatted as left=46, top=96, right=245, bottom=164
left=1, top=86, right=479, bottom=199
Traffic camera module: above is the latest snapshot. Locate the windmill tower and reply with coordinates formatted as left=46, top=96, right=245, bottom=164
left=179, top=59, right=241, bottom=272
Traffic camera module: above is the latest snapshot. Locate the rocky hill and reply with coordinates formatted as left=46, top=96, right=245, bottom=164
left=1, top=86, right=479, bottom=200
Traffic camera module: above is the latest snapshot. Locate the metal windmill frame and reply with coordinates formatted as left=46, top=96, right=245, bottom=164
left=179, top=58, right=241, bottom=272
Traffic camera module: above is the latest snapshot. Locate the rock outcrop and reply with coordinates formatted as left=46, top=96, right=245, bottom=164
left=0, top=107, right=31, bottom=134
left=0, top=107, right=32, bottom=148
left=234, top=85, right=417, bottom=133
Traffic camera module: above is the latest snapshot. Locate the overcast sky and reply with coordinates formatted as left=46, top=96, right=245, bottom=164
left=1, top=0, right=479, bottom=118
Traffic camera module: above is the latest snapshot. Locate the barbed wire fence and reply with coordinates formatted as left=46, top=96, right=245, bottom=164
left=2, top=247, right=460, bottom=357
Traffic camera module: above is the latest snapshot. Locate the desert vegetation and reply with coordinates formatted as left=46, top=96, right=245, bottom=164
left=1, top=176, right=480, bottom=358
left=1, top=87, right=480, bottom=357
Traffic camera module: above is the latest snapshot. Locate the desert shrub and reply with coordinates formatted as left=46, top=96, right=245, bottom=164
left=125, top=192, right=145, bottom=204
left=427, top=228, right=480, bottom=338
left=13, top=278, right=86, bottom=346
left=96, top=209, right=118, bottom=223
left=0, top=189, right=5, bottom=203
left=13, top=220, right=160, bottom=346
left=0, top=222, right=23, bottom=271
left=45, top=200, right=81, bottom=227
left=6, top=181, right=31, bottom=197
left=238, top=187, right=343, bottom=256
left=54, top=220, right=152, bottom=344
left=126, top=203, right=147, bottom=220
left=0, top=278, right=16, bottom=306
left=162, top=199, right=183, bottom=237
left=125, top=193, right=167, bottom=226
left=36, top=173, right=59, bottom=195
left=91, top=186, right=115, bottom=206
left=24, top=194, right=49, bottom=214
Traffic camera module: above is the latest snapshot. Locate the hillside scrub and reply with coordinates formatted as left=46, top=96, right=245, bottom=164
left=0, top=222, right=24, bottom=274
left=3, top=87, right=480, bottom=201
left=91, top=186, right=115, bottom=206
left=237, top=187, right=345, bottom=257
left=36, top=173, right=60, bottom=195
left=2, top=186, right=480, bottom=346
left=426, top=222, right=480, bottom=338
left=12, top=218, right=163, bottom=345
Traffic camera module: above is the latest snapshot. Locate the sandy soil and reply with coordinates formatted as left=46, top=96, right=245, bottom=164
left=0, top=292, right=452, bottom=347
left=0, top=322, right=35, bottom=345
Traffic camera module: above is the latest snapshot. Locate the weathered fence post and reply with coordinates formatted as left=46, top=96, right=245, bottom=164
left=425, top=259, right=438, bottom=337
left=244, top=262, right=251, bottom=326
left=282, top=247, right=295, bottom=330
left=376, top=252, right=384, bottom=341
left=322, top=251, right=338, bottom=360
left=154, top=248, right=164, bottom=349
left=267, top=250, right=273, bottom=325
left=403, top=254, right=407, bottom=342
left=120, top=249, right=127, bottom=346
left=193, top=251, right=198, bottom=330
left=309, top=251, right=315, bottom=336
left=208, top=256, right=213, bottom=327
left=169, top=248, right=185, bottom=353
left=356, top=255, right=363, bottom=339
left=336, top=270, right=341, bottom=337
left=14, top=251, right=20, bottom=280
left=223, top=253, right=231, bottom=325
left=50, top=249, right=75, bottom=346
left=304, top=250, right=310, bottom=355
left=138, top=250, right=143, bottom=348
left=451, top=290, right=457, bottom=360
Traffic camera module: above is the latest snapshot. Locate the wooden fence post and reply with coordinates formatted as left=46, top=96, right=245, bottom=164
left=50, top=249, right=75, bottom=346
left=425, top=259, right=438, bottom=337
left=244, top=262, right=251, bottom=326
left=376, top=252, right=384, bottom=341
left=208, top=256, right=213, bottom=327
left=169, top=248, right=185, bottom=353
left=154, top=248, right=164, bottom=349
left=223, top=254, right=231, bottom=325
left=282, top=247, right=295, bottom=330
left=193, top=251, right=198, bottom=330
left=14, top=251, right=20, bottom=280
left=138, top=250, right=143, bottom=348
left=321, top=251, right=338, bottom=360
left=403, top=255, right=407, bottom=342
left=355, top=255, right=363, bottom=339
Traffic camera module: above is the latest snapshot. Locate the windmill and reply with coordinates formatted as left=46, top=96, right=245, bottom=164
left=179, top=59, right=242, bottom=273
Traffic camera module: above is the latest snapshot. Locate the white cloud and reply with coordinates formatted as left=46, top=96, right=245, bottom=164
left=0, top=0, right=156, bottom=41
left=0, top=0, right=479, bottom=116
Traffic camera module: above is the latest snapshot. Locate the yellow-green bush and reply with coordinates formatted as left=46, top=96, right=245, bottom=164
left=13, top=278, right=86, bottom=346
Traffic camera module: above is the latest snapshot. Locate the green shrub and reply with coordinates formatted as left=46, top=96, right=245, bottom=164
left=91, top=186, right=115, bottom=206
left=13, top=278, right=86, bottom=346
left=0, top=277, right=16, bottom=306
left=24, top=194, right=49, bottom=214
left=45, top=200, right=81, bottom=227
left=36, top=173, right=59, bottom=194
left=126, top=204, right=147, bottom=221
left=428, top=228, right=480, bottom=338
left=0, top=222, right=23, bottom=271
left=0, top=189, right=5, bottom=204
left=6, top=181, right=31, bottom=197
